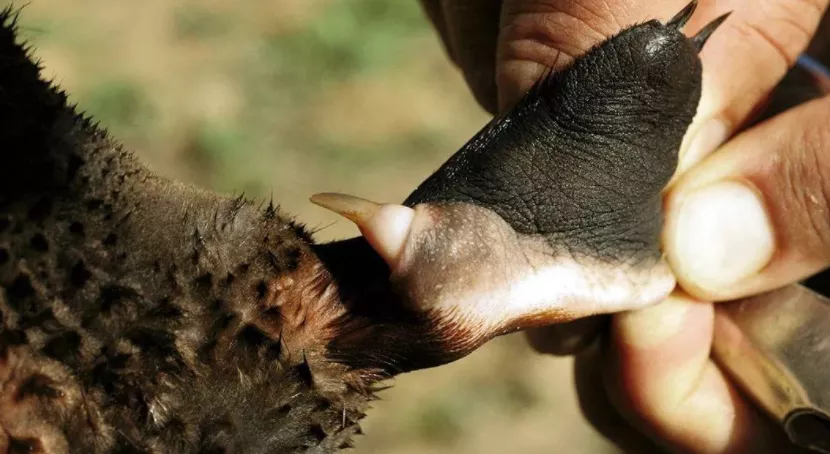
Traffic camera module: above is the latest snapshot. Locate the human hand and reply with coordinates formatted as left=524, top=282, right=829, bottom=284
left=579, top=9, right=830, bottom=454
left=577, top=22, right=830, bottom=454
left=583, top=9, right=827, bottom=454
left=421, top=0, right=828, bottom=355
left=419, top=0, right=822, bottom=141
left=423, top=0, right=830, bottom=452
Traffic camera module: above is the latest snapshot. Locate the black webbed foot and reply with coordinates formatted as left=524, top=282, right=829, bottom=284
left=314, top=3, right=730, bottom=354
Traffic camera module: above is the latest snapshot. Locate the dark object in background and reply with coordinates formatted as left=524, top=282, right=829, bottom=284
left=0, top=3, right=719, bottom=453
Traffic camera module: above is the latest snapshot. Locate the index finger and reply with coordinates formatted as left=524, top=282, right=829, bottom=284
left=496, top=0, right=827, bottom=167
left=676, top=0, right=827, bottom=171
left=603, top=292, right=802, bottom=453
left=497, top=0, right=689, bottom=109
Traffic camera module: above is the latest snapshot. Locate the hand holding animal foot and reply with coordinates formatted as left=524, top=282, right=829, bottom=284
left=313, top=2, right=728, bottom=362
left=2, top=0, right=822, bottom=451
left=424, top=0, right=830, bottom=355
left=443, top=0, right=830, bottom=452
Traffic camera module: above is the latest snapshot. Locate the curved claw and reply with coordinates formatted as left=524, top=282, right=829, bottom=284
left=667, top=0, right=698, bottom=30
left=310, top=193, right=414, bottom=272
left=692, top=12, right=732, bottom=51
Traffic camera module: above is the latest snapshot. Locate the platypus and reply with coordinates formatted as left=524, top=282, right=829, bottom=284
left=0, top=3, right=722, bottom=452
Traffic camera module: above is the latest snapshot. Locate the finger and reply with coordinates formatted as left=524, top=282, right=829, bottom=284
left=665, top=93, right=830, bottom=301
left=604, top=292, right=795, bottom=453
left=676, top=0, right=829, bottom=173
left=497, top=0, right=688, bottom=110
left=573, top=341, right=667, bottom=453
left=439, top=0, right=503, bottom=113
left=495, top=0, right=826, bottom=164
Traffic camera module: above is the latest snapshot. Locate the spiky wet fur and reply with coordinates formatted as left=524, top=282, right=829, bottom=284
left=0, top=8, right=396, bottom=453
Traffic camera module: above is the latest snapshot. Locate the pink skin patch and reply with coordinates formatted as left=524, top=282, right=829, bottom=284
left=314, top=194, right=677, bottom=342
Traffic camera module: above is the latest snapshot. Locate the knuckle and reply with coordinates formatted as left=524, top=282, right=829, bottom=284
left=498, top=1, right=617, bottom=69
left=769, top=103, right=830, bottom=256
left=797, top=111, right=830, bottom=252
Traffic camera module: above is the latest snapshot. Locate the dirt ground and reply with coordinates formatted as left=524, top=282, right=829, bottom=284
left=10, top=1, right=621, bottom=452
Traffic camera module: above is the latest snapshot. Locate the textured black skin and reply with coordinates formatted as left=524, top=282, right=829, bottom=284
left=407, top=20, right=703, bottom=264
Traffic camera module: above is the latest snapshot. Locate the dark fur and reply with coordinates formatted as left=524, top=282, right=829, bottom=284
left=0, top=8, right=422, bottom=453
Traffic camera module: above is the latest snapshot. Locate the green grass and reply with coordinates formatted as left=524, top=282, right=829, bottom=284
left=267, top=0, right=427, bottom=83
left=256, top=0, right=429, bottom=110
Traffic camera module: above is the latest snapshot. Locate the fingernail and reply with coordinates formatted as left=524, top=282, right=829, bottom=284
left=669, top=181, right=775, bottom=292
left=677, top=117, right=729, bottom=174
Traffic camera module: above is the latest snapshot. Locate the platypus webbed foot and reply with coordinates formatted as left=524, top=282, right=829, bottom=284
left=314, top=2, right=730, bottom=358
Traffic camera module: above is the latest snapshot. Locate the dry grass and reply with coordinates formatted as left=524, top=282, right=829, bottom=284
left=10, top=1, right=619, bottom=452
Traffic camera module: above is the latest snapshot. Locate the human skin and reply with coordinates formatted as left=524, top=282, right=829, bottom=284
left=421, top=0, right=830, bottom=452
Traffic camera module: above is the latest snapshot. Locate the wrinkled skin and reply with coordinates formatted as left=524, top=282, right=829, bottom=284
left=333, top=5, right=724, bottom=357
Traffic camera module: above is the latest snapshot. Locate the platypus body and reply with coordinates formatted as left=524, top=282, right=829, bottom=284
left=0, top=3, right=790, bottom=452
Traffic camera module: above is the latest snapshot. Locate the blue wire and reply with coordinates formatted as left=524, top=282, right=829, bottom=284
left=797, top=54, right=830, bottom=80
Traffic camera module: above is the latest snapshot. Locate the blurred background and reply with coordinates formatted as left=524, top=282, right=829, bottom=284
left=11, top=1, right=619, bottom=452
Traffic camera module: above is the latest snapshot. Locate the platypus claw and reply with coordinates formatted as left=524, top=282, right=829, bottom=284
left=667, top=0, right=698, bottom=30
left=692, top=11, right=732, bottom=51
